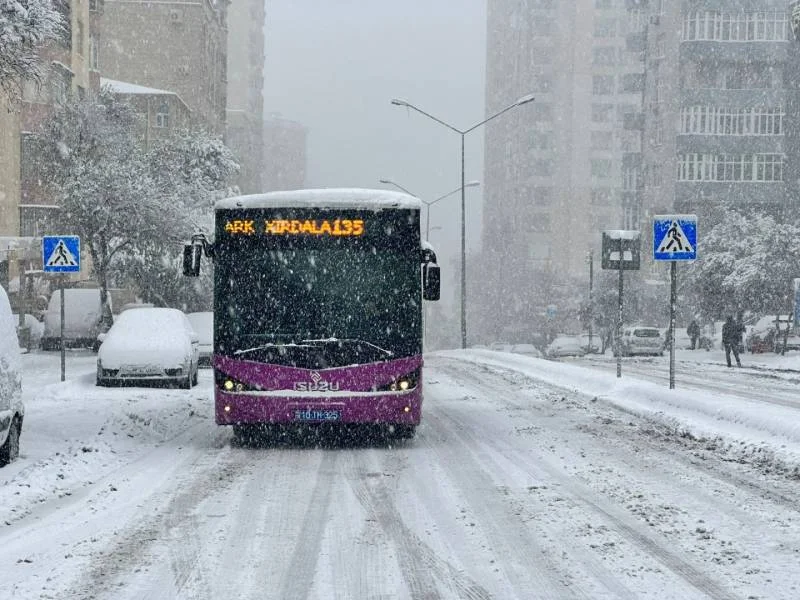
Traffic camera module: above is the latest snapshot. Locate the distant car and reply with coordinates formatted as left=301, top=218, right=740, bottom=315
left=746, top=316, right=779, bottom=353
left=96, top=307, right=200, bottom=388
left=186, top=311, right=213, bottom=367
left=42, top=288, right=109, bottom=350
left=0, top=286, right=24, bottom=466
left=617, top=326, right=664, bottom=357
left=546, top=335, right=586, bottom=358
left=661, top=327, right=693, bottom=351
left=511, top=343, right=544, bottom=358
left=489, top=342, right=513, bottom=352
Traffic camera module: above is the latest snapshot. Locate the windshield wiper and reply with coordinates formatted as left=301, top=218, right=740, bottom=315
left=301, top=337, right=394, bottom=357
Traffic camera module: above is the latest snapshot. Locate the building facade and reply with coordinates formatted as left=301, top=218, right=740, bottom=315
left=0, top=0, right=99, bottom=291
left=225, top=0, right=265, bottom=193
left=262, top=115, right=307, bottom=192
left=635, top=0, right=793, bottom=229
left=99, top=0, right=228, bottom=135
left=482, top=0, right=643, bottom=327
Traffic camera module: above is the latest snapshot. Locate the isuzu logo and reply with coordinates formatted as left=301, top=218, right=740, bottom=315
left=294, top=371, right=340, bottom=392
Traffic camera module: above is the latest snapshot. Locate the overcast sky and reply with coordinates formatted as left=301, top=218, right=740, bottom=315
left=263, top=0, right=488, bottom=303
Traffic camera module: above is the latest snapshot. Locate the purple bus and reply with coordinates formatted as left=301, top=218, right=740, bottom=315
left=183, top=189, right=440, bottom=441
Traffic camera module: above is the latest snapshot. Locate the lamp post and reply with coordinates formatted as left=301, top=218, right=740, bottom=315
left=378, top=179, right=480, bottom=241
left=391, top=93, right=535, bottom=348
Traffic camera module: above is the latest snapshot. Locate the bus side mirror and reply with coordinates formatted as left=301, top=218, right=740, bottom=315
left=183, top=244, right=201, bottom=277
left=423, top=263, right=440, bottom=301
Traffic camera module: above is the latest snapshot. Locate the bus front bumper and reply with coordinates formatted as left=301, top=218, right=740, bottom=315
left=215, top=389, right=422, bottom=426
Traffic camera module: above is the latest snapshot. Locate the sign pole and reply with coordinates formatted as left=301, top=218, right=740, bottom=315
left=669, top=261, right=677, bottom=389
left=588, top=251, right=594, bottom=354
left=60, top=282, right=65, bottom=382
left=616, top=238, right=623, bottom=378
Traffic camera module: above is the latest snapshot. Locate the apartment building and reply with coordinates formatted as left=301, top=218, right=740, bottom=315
left=226, top=0, right=265, bottom=194
left=262, top=115, right=307, bottom=192
left=635, top=0, right=793, bottom=227
left=99, top=0, right=228, bottom=135
left=0, top=0, right=98, bottom=290
left=483, top=0, right=643, bottom=300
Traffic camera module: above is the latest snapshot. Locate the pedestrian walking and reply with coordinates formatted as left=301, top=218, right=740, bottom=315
left=687, top=319, right=700, bottom=350
left=722, top=315, right=742, bottom=368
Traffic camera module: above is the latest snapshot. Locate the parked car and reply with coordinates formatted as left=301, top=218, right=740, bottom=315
left=489, top=341, right=513, bottom=352
left=768, top=315, right=800, bottom=352
left=13, top=313, right=44, bottom=351
left=546, top=335, right=586, bottom=358
left=661, top=327, right=693, bottom=351
left=616, top=326, right=664, bottom=357
left=510, top=343, right=544, bottom=358
left=41, top=288, right=110, bottom=350
left=746, top=316, right=779, bottom=353
left=96, top=307, right=199, bottom=388
left=186, top=311, right=213, bottom=367
left=0, top=286, right=24, bottom=466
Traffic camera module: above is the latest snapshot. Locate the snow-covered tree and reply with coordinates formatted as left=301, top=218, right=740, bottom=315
left=37, top=90, right=181, bottom=321
left=0, top=0, right=61, bottom=102
left=684, top=209, right=800, bottom=320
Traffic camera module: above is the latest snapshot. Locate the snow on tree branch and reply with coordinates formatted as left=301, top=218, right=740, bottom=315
left=0, top=0, right=62, bottom=103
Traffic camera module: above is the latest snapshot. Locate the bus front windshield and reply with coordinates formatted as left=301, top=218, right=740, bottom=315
left=216, top=241, right=422, bottom=365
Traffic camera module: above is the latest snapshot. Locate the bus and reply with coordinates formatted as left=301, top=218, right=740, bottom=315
left=183, top=188, right=440, bottom=441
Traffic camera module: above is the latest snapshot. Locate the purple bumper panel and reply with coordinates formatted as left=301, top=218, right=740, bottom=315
left=213, top=354, right=423, bottom=425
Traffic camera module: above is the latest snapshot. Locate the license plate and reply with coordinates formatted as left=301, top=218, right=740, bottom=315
left=294, top=409, right=340, bottom=422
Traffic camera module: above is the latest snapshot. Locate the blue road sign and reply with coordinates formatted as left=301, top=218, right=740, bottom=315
left=653, top=215, right=697, bottom=261
left=42, top=236, right=81, bottom=273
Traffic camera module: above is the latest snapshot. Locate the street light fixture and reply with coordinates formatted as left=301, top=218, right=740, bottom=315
left=391, top=94, right=535, bottom=349
left=378, top=179, right=480, bottom=240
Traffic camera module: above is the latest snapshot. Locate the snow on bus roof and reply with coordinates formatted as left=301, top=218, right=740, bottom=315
left=215, top=188, right=422, bottom=211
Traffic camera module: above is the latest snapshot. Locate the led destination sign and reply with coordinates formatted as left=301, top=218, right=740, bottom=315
left=224, top=219, right=365, bottom=237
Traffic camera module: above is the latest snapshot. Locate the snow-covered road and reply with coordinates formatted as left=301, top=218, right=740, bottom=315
left=1, top=350, right=799, bottom=599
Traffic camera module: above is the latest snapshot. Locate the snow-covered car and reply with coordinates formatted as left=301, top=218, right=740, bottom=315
left=746, top=316, right=780, bottom=353
left=42, top=288, right=109, bottom=350
left=186, top=311, right=213, bottom=367
left=510, top=343, right=543, bottom=358
left=96, top=307, right=200, bottom=388
left=0, top=286, right=24, bottom=466
left=617, top=326, right=664, bottom=357
left=489, top=341, right=513, bottom=352
left=661, top=327, right=693, bottom=351
left=13, top=313, right=44, bottom=351
left=546, top=335, right=585, bottom=358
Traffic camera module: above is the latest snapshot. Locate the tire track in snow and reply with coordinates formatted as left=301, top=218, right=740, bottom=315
left=62, top=441, right=246, bottom=600
left=344, top=450, right=493, bottom=600
left=277, top=451, right=338, bottom=600
left=434, top=358, right=743, bottom=600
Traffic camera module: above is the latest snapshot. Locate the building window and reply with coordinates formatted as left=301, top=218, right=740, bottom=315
left=679, top=106, right=784, bottom=135
left=592, top=47, right=617, bottom=66
left=677, top=153, right=784, bottom=182
left=89, top=35, right=99, bottom=70
left=89, top=0, right=98, bottom=10
left=19, top=205, right=60, bottom=237
left=532, top=159, right=554, bottom=177
left=591, top=131, right=613, bottom=150
left=156, top=101, right=170, bottom=128
left=591, top=188, right=615, bottom=205
left=530, top=131, right=552, bottom=151
left=591, top=103, right=614, bottom=122
left=531, top=187, right=553, bottom=205
left=591, top=159, right=613, bottom=179
left=593, top=17, right=616, bottom=38
left=529, top=103, right=553, bottom=122
left=592, top=75, right=615, bottom=95
left=76, top=21, right=84, bottom=56
left=50, top=69, right=71, bottom=105
left=622, top=167, right=639, bottom=190
left=682, top=11, right=789, bottom=42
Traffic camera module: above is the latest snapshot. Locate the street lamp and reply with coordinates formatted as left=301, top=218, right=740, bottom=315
left=378, top=179, right=480, bottom=240
left=391, top=93, right=535, bottom=348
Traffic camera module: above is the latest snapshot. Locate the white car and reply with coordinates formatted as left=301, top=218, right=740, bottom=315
left=96, top=307, right=199, bottom=388
left=42, top=287, right=108, bottom=350
left=546, top=335, right=586, bottom=358
left=511, top=343, right=544, bottom=358
left=617, top=326, right=664, bottom=357
left=186, top=311, right=213, bottom=367
left=0, top=286, right=24, bottom=466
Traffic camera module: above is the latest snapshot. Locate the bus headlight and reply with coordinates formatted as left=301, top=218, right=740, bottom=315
left=215, top=371, right=261, bottom=392
left=377, top=369, right=419, bottom=392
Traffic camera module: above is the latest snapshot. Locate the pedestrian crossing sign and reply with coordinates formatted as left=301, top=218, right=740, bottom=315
left=42, top=236, right=81, bottom=273
left=653, top=215, right=697, bottom=261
